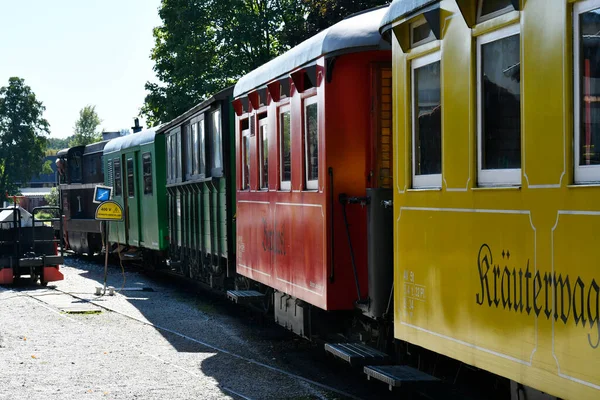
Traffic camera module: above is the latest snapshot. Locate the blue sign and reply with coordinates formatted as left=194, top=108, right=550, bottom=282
left=93, top=186, right=112, bottom=204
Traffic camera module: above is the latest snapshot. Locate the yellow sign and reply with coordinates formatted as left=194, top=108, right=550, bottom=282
left=95, top=201, right=123, bottom=221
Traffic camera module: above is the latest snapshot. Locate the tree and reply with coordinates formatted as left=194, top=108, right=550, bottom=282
left=141, top=0, right=389, bottom=126
left=44, top=187, right=59, bottom=207
left=48, top=136, right=73, bottom=151
left=0, top=77, right=50, bottom=198
left=70, top=105, right=102, bottom=146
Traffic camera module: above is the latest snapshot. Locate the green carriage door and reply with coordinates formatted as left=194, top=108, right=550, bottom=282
left=124, top=152, right=142, bottom=246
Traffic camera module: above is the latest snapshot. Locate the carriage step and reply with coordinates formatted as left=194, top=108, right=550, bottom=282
left=324, top=342, right=390, bottom=366
left=226, top=290, right=265, bottom=305
left=364, top=365, right=440, bottom=391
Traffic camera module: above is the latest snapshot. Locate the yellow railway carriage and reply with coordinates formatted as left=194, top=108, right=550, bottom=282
left=381, top=0, right=600, bottom=399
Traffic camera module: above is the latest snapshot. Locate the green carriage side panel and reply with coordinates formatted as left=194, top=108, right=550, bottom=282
left=217, top=177, right=227, bottom=258
left=202, top=182, right=212, bottom=255
left=124, top=151, right=141, bottom=246
left=153, top=134, right=168, bottom=251
left=104, top=152, right=127, bottom=245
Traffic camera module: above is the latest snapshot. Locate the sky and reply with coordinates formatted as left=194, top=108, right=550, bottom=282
left=0, top=0, right=163, bottom=138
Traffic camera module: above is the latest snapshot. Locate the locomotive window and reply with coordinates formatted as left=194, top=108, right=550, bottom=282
left=113, top=159, right=122, bottom=196
left=259, top=118, right=268, bottom=190
left=126, top=158, right=135, bottom=198
left=211, top=110, right=222, bottom=171
left=304, top=97, right=318, bottom=190
left=477, top=24, right=521, bottom=186
left=242, top=122, right=250, bottom=190
left=279, top=105, right=291, bottom=190
left=412, top=52, right=442, bottom=188
left=410, top=17, right=435, bottom=48
left=574, top=0, right=600, bottom=183
left=71, top=151, right=83, bottom=182
left=142, top=152, right=153, bottom=195
left=477, top=0, right=514, bottom=23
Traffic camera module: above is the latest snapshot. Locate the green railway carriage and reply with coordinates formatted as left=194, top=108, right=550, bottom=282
left=156, top=86, right=237, bottom=288
left=102, top=129, right=168, bottom=253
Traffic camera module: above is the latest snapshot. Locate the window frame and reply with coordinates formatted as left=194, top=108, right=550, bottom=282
left=113, top=158, right=122, bottom=196
left=411, top=51, right=442, bottom=189
left=241, top=119, right=251, bottom=191
left=410, top=16, right=436, bottom=48
left=476, top=23, right=522, bottom=187
left=476, top=0, right=515, bottom=24
left=210, top=108, right=223, bottom=175
left=279, top=104, right=292, bottom=191
left=126, top=157, right=135, bottom=198
left=574, top=0, right=600, bottom=183
left=259, top=117, right=269, bottom=190
left=303, top=96, right=319, bottom=190
left=142, top=152, right=153, bottom=195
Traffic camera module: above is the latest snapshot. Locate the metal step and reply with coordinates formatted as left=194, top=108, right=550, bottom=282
left=364, top=365, right=439, bottom=391
left=226, top=290, right=265, bottom=305
left=324, top=342, right=390, bottom=367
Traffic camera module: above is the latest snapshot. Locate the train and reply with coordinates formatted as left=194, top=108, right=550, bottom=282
left=54, top=1, right=600, bottom=399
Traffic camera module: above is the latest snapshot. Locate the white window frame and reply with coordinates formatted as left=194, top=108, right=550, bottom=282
left=476, top=0, right=515, bottom=24
left=279, top=104, right=292, bottom=191
left=259, top=118, right=269, bottom=190
left=411, top=51, right=442, bottom=189
left=304, top=96, right=319, bottom=190
left=574, top=0, right=600, bottom=184
left=410, top=16, right=436, bottom=48
left=477, top=23, right=522, bottom=186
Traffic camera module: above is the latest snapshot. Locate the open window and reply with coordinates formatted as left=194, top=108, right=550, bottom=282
left=304, top=97, right=319, bottom=190
left=412, top=51, right=442, bottom=188
left=279, top=105, right=292, bottom=190
left=574, top=0, right=600, bottom=183
left=477, top=23, right=521, bottom=186
left=259, top=114, right=269, bottom=190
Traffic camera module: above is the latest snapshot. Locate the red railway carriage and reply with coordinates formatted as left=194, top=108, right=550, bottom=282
left=232, top=6, right=393, bottom=333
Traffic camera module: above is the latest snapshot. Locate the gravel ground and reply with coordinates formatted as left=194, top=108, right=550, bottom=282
left=0, top=256, right=405, bottom=400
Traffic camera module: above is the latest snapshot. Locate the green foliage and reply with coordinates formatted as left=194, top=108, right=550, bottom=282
left=41, top=160, right=54, bottom=175
left=44, top=186, right=59, bottom=207
left=48, top=136, right=73, bottom=151
left=141, top=0, right=387, bottom=126
left=0, top=77, right=50, bottom=198
left=70, top=105, right=102, bottom=147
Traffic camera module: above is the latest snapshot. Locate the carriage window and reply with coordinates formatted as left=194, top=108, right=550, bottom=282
left=211, top=110, right=222, bottom=170
left=477, top=24, right=521, bottom=186
left=191, top=122, right=198, bottom=175
left=167, top=135, right=172, bottom=181
left=412, top=52, right=441, bottom=188
left=176, top=129, right=182, bottom=180
left=127, top=158, right=134, bottom=198
left=198, top=118, right=206, bottom=176
left=259, top=118, right=268, bottom=189
left=304, top=97, right=318, bottom=189
left=410, top=17, right=435, bottom=48
left=241, top=119, right=250, bottom=190
left=142, top=152, right=153, bottom=195
left=113, top=159, right=122, bottom=196
left=574, top=0, right=600, bottom=183
left=477, top=0, right=514, bottom=23
left=280, top=105, right=291, bottom=190
left=186, top=124, right=192, bottom=177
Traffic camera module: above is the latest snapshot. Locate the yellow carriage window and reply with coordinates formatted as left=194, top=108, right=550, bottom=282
left=477, top=24, right=521, bottom=186
left=259, top=116, right=268, bottom=190
left=410, top=17, right=435, bottom=48
left=411, top=52, right=442, bottom=188
left=477, top=0, right=514, bottom=23
left=574, top=0, right=600, bottom=183
left=304, top=97, right=318, bottom=190
left=279, top=105, right=291, bottom=190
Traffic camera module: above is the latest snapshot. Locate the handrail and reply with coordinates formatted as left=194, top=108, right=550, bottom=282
left=0, top=206, right=22, bottom=261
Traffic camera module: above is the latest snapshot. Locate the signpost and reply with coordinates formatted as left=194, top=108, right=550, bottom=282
left=93, top=186, right=121, bottom=295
